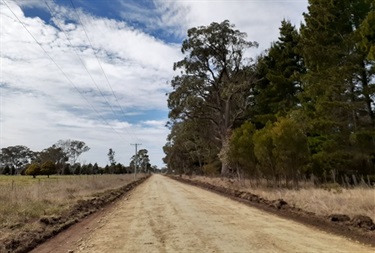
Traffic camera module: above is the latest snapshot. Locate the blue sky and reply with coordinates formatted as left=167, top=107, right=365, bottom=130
left=0, top=0, right=308, bottom=168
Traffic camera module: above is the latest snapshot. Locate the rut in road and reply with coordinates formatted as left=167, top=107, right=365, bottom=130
left=32, top=174, right=374, bottom=253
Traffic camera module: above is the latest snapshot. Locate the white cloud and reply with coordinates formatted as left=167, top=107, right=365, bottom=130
left=155, top=0, right=308, bottom=53
left=0, top=1, right=180, bottom=168
left=0, top=0, right=308, bottom=168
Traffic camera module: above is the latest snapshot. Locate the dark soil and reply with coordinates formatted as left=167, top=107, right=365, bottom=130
left=0, top=175, right=150, bottom=253
left=171, top=176, right=375, bottom=247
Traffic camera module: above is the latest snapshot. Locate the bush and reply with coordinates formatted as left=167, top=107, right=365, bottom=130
left=25, top=163, right=41, bottom=178
left=41, top=161, right=57, bottom=177
left=202, top=162, right=220, bottom=176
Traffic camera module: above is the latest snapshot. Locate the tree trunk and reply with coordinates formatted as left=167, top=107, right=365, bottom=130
left=221, top=163, right=229, bottom=176
left=360, top=60, right=374, bottom=126
left=220, top=131, right=231, bottom=176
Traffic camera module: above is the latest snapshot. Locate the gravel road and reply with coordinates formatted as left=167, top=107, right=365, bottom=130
left=32, top=174, right=374, bottom=253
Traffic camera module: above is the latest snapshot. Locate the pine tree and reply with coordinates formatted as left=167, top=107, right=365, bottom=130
left=300, top=0, right=374, bottom=176
left=251, top=20, right=305, bottom=127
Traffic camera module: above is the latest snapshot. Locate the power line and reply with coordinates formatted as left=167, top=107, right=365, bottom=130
left=44, top=0, right=137, bottom=143
left=68, top=0, right=140, bottom=142
left=2, top=0, right=127, bottom=142
left=44, top=0, right=122, bottom=126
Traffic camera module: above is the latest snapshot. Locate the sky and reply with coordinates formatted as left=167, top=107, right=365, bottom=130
left=0, top=0, right=308, bottom=169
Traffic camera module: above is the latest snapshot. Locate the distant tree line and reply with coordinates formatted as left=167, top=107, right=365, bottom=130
left=105, top=147, right=159, bottom=175
left=0, top=139, right=91, bottom=176
left=0, top=141, right=160, bottom=177
left=0, top=139, right=151, bottom=177
left=164, top=0, right=375, bottom=186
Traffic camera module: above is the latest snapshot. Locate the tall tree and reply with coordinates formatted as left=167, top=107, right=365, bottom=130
left=54, top=140, right=90, bottom=164
left=168, top=20, right=258, bottom=175
left=131, top=149, right=151, bottom=173
left=164, top=118, right=219, bottom=175
left=37, top=145, right=67, bottom=174
left=359, top=0, right=375, bottom=60
left=0, top=145, right=35, bottom=173
left=300, top=0, right=374, bottom=175
left=107, top=148, right=116, bottom=165
left=252, top=20, right=304, bottom=125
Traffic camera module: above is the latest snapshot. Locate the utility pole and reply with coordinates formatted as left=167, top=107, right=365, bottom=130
left=131, top=143, right=141, bottom=179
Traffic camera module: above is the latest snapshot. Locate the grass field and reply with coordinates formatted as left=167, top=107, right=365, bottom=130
left=183, top=175, right=375, bottom=222
left=0, top=174, right=144, bottom=228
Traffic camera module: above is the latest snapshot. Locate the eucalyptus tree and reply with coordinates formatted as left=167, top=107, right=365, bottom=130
left=164, top=118, right=219, bottom=175
left=54, top=139, right=90, bottom=164
left=168, top=20, right=258, bottom=175
left=107, top=148, right=116, bottom=165
left=0, top=145, right=35, bottom=173
left=138, top=149, right=150, bottom=173
left=130, top=149, right=151, bottom=173
left=37, top=146, right=67, bottom=174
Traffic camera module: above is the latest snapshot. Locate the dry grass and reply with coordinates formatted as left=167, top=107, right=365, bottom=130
left=183, top=175, right=375, bottom=222
left=0, top=174, right=145, bottom=228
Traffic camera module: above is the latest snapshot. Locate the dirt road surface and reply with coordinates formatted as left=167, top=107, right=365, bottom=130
left=32, top=175, right=373, bottom=253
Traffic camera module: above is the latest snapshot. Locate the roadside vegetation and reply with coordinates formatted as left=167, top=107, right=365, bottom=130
left=164, top=1, right=374, bottom=226
left=0, top=139, right=157, bottom=229
left=0, top=174, right=150, bottom=253
left=0, top=139, right=157, bottom=177
left=164, top=1, right=375, bottom=188
left=0, top=174, right=146, bottom=229
left=0, top=137, right=158, bottom=248
left=182, top=175, right=375, bottom=222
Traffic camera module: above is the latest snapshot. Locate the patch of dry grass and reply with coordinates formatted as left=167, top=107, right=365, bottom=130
left=0, top=174, right=144, bottom=228
left=184, top=175, right=375, bottom=221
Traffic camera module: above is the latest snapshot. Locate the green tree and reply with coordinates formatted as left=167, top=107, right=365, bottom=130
left=163, top=118, right=220, bottom=175
left=301, top=0, right=374, bottom=125
left=93, top=162, right=99, bottom=174
left=72, top=163, right=82, bottom=175
left=168, top=20, right=258, bottom=175
left=55, top=140, right=90, bottom=164
left=359, top=1, right=375, bottom=60
left=107, top=148, right=116, bottom=166
left=1, top=165, right=10, bottom=175
left=151, top=165, right=158, bottom=173
left=226, top=121, right=257, bottom=178
left=86, top=163, right=93, bottom=174
left=0, top=145, right=35, bottom=174
left=253, top=122, right=277, bottom=181
left=41, top=160, right=57, bottom=178
left=63, top=163, right=71, bottom=175
left=300, top=0, right=374, bottom=176
left=271, top=117, right=310, bottom=187
left=251, top=20, right=304, bottom=127
left=25, top=163, right=41, bottom=178
left=131, top=149, right=151, bottom=173
left=252, top=117, right=309, bottom=186
left=37, top=146, right=67, bottom=174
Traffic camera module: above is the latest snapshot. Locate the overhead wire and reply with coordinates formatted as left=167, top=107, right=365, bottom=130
left=43, top=0, right=120, bottom=124
left=2, top=0, right=128, bottom=142
left=44, top=0, right=135, bottom=142
left=68, top=0, right=141, bottom=143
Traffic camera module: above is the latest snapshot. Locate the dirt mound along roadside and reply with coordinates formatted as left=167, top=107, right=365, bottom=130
left=0, top=175, right=150, bottom=253
left=170, top=176, right=375, bottom=247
